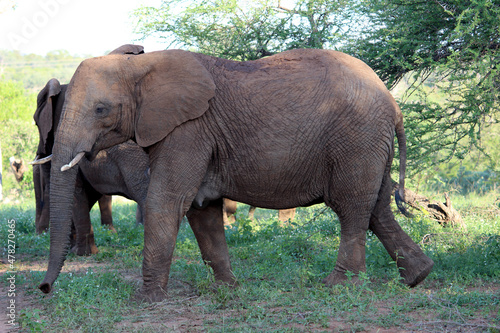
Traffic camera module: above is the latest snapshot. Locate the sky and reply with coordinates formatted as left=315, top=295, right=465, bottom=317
left=0, top=0, right=166, bottom=56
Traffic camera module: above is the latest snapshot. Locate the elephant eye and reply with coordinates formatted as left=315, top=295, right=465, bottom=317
left=95, top=105, right=109, bottom=116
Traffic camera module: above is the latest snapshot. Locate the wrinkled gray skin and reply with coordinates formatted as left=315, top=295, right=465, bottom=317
left=32, top=44, right=149, bottom=255
left=39, top=48, right=434, bottom=302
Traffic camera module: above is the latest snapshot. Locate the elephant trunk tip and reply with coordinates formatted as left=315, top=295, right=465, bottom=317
left=39, top=282, right=52, bottom=294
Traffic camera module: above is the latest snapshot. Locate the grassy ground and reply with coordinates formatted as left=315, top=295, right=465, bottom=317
left=1, top=194, right=499, bottom=332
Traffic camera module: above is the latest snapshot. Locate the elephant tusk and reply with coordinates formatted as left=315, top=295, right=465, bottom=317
left=29, top=154, right=53, bottom=165
left=61, top=152, right=85, bottom=172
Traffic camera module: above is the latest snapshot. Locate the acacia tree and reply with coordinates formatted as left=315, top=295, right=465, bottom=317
left=347, top=0, right=500, bottom=170
left=132, top=0, right=354, bottom=60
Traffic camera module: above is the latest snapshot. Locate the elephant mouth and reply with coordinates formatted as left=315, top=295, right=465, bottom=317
left=85, top=146, right=100, bottom=162
left=61, top=142, right=101, bottom=172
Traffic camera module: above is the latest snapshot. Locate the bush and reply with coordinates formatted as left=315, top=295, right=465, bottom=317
left=0, top=80, right=38, bottom=199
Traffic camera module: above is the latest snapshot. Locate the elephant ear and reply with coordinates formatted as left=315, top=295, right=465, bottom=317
left=34, top=78, right=61, bottom=155
left=108, top=44, right=144, bottom=55
left=134, top=50, right=216, bottom=147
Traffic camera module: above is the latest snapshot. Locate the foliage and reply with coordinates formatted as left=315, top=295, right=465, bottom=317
left=0, top=49, right=86, bottom=92
left=347, top=0, right=500, bottom=172
left=410, top=122, right=500, bottom=194
left=0, top=50, right=88, bottom=199
left=0, top=80, right=38, bottom=198
left=0, top=80, right=34, bottom=122
left=0, top=49, right=88, bottom=199
left=132, top=0, right=354, bottom=61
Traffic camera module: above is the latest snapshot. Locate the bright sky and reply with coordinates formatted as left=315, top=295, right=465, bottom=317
left=0, top=0, right=166, bottom=56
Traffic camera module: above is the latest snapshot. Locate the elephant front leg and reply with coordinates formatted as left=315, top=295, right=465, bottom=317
left=187, top=198, right=236, bottom=286
left=135, top=204, right=144, bottom=225
left=138, top=133, right=213, bottom=302
left=138, top=187, right=191, bottom=303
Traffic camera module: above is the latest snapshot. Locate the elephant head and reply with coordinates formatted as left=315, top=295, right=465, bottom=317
left=54, top=49, right=214, bottom=165
left=32, top=45, right=145, bottom=234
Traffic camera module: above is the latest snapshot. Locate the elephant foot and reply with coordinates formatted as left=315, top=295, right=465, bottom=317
left=134, top=286, right=169, bottom=303
left=213, top=273, right=238, bottom=289
left=322, top=268, right=362, bottom=287
left=212, top=277, right=239, bottom=291
left=107, top=225, right=117, bottom=233
left=397, top=252, right=434, bottom=287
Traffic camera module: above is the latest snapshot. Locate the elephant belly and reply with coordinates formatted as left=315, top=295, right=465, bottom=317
left=200, top=157, right=323, bottom=210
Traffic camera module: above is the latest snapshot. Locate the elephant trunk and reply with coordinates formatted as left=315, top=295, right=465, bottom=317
left=39, top=143, right=79, bottom=294
left=33, top=164, right=43, bottom=234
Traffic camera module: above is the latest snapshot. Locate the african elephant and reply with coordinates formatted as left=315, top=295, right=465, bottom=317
left=222, top=198, right=296, bottom=225
left=31, top=44, right=149, bottom=255
left=39, top=48, right=434, bottom=302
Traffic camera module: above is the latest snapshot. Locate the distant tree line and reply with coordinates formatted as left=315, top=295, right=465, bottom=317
left=0, top=49, right=86, bottom=91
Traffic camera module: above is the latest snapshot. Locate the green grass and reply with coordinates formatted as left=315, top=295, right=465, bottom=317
left=1, top=196, right=499, bottom=332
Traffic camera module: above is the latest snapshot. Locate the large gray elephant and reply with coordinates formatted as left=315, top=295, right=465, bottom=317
left=31, top=44, right=149, bottom=255
left=39, top=48, right=434, bottom=302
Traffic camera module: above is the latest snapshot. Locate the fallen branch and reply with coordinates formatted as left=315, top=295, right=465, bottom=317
left=392, top=180, right=466, bottom=229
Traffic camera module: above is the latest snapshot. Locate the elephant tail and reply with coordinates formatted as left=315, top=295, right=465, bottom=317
left=394, top=115, right=413, bottom=217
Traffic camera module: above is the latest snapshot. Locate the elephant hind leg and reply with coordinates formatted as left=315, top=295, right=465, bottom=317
left=369, top=173, right=433, bottom=286
left=98, top=195, right=115, bottom=232
left=278, top=208, right=296, bottom=224
left=322, top=194, right=377, bottom=287
left=187, top=198, right=236, bottom=286
left=369, top=170, right=433, bottom=286
left=222, top=198, right=237, bottom=226
left=369, top=204, right=433, bottom=287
